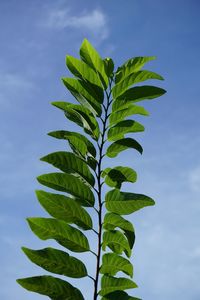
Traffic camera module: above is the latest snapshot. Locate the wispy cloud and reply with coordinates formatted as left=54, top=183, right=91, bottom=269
left=0, top=73, right=33, bottom=90
left=42, top=8, right=109, bottom=43
left=188, top=166, right=200, bottom=193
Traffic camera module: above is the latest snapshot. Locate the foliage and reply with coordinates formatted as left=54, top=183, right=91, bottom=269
left=17, top=39, right=166, bottom=299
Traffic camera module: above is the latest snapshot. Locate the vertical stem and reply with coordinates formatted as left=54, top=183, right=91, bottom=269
left=93, top=83, right=112, bottom=300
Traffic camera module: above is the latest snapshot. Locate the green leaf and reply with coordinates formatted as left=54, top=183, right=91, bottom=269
left=27, top=217, right=90, bottom=252
left=104, top=213, right=134, bottom=232
left=100, top=253, right=133, bottom=277
left=102, top=166, right=137, bottom=189
left=68, top=136, right=88, bottom=159
left=87, top=156, right=98, bottom=171
left=80, top=39, right=108, bottom=89
left=66, top=55, right=103, bottom=89
left=62, top=77, right=102, bottom=116
left=22, top=247, right=87, bottom=278
left=36, top=190, right=93, bottom=230
left=105, top=189, right=155, bottom=215
left=99, top=275, right=137, bottom=296
left=112, top=70, right=164, bottom=99
left=48, top=131, right=98, bottom=170
left=101, top=291, right=141, bottom=300
left=102, top=230, right=131, bottom=257
left=37, top=173, right=95, bottom=207
left=113, top=85, right=166, bottom=111
left=17, top=275, right=84, bottom=300
left=104, top=58, right=114, bottom=77
left=107, top=120, right=145, bottom=141
left=40, top=151, right=95, bottom=187
left=106, top=138, right=143, bottom=158
left=103, top=213, right=135, bottom=249
left=115, top=56, right=156, bottom=83
left=48, top=130, right=96, bottom=158
left=109, top=104, right=149, bottom=126
left=52, top=102, right=100, bottom=140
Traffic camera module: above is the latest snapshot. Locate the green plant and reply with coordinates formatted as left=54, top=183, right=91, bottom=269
left=17, top=39, right=166, bottom=300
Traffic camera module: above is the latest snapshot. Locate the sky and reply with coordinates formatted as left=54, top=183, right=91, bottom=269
left=0, top=0, right=200, bottom=299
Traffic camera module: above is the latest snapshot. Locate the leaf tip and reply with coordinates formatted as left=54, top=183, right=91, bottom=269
left=51, top=101, right=58, bottom=107
left=16, top=278, right=21, bottom=284
left=21, top=246, right=28, bottom=254
left=35, top=189, right=41, bottom=198
left=39, top=155, right=46, bottom=162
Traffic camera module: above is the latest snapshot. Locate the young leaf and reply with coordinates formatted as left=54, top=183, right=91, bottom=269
left=106, top=138, right=143, bottom=158
left=102, top=166, right=137, bottom=188
left=62, top=77, right=102, bottom=116
left=66, top=55, right=103, bottom=89
left=107, top=120, right=145, bottom=141
left=27, top=217, right=90, bottom=252
left=102, top=230, right=131, bottom=257
left=105, top=189, right=155, bottom=215
left=100, top=253, right=133, bottom=277
left=116, top=85, right=166, bottom=102
left=115, top=56, right=156, bottom=83
left=37, top=172, right=95, bottom=207
left=104, top=58, right=114, bottom=77
left=80, top=39, right=108, bottom=89
left=40, top=151, right=95, bottom=187
left=109, top=104, right=149, bottom=126
left=22, top=247, right=88, bottom=278
left=99, top=275, right=137, bottom=296
left=36, top=190, right=93, bottom=230
left=17, top=276, right=84, bottom=300
left=112, top=70, right=164, bottom=99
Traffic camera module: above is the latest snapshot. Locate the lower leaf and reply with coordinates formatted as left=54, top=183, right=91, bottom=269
left=36, top=190, right=93, bottom=230
left=103, top=213, right=135, bottom=249
left=99, top=275, right=137, bottom=296
left=101, top=290, right=141, bottom=300
left=22, top=247, right=87, bottom=278
left=100, top=253, right=133, bottom=277
left=17, top=275, right=84, bottom=300
left=102, top=230, right=131, bottom=257
left=48, top=130, right=96, bottom=158
left=27, top=217, right=90, bottom=252
left=37, top=172, right=95, bottom=207
left=102, top=166, right=137, bottom=189
left=105, top=189, right=155, bottom=215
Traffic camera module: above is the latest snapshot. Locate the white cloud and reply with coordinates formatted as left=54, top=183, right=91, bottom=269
left=43, top=8, right=109, bottom=42
left=188, top=166, right=200, bottom=193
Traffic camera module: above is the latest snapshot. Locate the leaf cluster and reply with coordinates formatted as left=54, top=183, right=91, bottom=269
left=17, top=39, right=166, bottom=299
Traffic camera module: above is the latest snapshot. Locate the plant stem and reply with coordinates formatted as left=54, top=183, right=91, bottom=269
left=93, top=82, right=112, bottom=300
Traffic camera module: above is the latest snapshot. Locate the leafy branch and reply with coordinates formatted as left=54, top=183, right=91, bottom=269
left=17, top=39, right=166, bottom=300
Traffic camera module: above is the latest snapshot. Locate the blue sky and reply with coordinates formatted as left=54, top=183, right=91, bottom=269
left=1, top=0, right=200, bottom=299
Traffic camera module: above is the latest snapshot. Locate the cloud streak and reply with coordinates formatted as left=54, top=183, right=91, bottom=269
left=188, top=166, right=200, bottom=193
left=42, top=8, right=109, bottom=43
